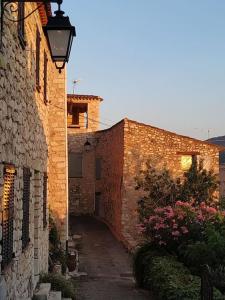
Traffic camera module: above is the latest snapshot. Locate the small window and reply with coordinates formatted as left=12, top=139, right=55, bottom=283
left=18, top=2, right=26, bottom=48
left=2, top=164, right=16, bottom=269
left=96, top=158, right=102, bottom=180
left=181, top=155, right=195, bottom=171
left=72, top=107, right=80, bottom=125
left=44, top=51, right=48, bottom=103
left=22, top=168, right=31, bottom=250
left=36, top=27, right=41, bottom=91
left=43, top=173, right=48, bottom=228
left=69, top=153, right=83, bottom=178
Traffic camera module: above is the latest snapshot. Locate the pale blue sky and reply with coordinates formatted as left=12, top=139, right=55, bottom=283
left=57, top=1, right=225, bottom=139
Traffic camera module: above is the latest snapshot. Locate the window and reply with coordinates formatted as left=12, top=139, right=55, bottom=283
left=43, top=173, right=47, bottom=228
left=36, top=27, right=41, bottom=91
left=44, top=51, right=48, bottom=103
left=96, top=158, right=102, bottom=180
left=72, top=107, right=80, bottom=125
left=18, top=2, right=26, bottom=48
left=67, top=103, right=88, bottom=128
left=69, top=153, right=83, bottom=178
left=181, top=155, right=197, bottom=171
left=2, top=165, right=16, bottom=269
left=22, top=168, right=31, bottom=250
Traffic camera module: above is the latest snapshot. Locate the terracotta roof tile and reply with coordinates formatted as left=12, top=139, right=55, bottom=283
left=67, top=94, right=103, bottom=102
left=38, top=3, right=51, bottom=26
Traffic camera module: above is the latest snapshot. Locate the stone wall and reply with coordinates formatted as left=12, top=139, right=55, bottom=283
left=95, top=122, right=125, bottom=239
left=48, top=73, right=68, bottom=246
left=0, top=3, right=67, bottom=298
left=122, top=119, right=220, bottom=248
left=68, top=132, right=97, bottom=215
left=67, top=95, right=102, bottom=217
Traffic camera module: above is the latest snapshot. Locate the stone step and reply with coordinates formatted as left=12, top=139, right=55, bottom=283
left=49, top=291, right=62, bottom=300
left=33, top=283, right=51, bottom=300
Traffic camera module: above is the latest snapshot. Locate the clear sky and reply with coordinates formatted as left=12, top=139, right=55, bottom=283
left=57, top=1, right=225, bottom=140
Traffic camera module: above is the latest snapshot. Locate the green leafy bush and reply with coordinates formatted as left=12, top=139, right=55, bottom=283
left=180, top=224, right=225, bottom=275
left=133, top=247, right=225, bottom=299
left=40, top=273, right=76, bottom=299
left=133, top=243, right=166, bottom=288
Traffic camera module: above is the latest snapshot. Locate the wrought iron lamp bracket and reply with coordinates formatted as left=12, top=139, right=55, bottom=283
left=1, top=0, right=62, bottom=23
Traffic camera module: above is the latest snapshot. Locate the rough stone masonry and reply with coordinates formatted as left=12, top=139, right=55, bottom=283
left=0, top=3, right=68, bottom=299
left=68, top=95, right=223, bottom=250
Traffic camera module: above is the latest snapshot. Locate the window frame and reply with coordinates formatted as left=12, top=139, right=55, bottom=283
left=68, top=153, right=83, bottom=178
left=177, top=151, right=199, bottom=171
left=43, top=50, right=48, bottom=104
left=43, top=172, right=48, bottom=229
left=18, top=2, right=26, bottom=49
left=36, top=27, right=41, bottom=91
left=2, top=164, right=16, bottom=269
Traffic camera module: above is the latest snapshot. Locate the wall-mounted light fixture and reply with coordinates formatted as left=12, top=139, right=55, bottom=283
left=84, top=139, right=92, bottom=152
left=1, top=0, right=76, bottom=73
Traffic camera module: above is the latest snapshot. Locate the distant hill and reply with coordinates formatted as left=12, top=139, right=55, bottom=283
left=207, top=136, right=225, bottom=164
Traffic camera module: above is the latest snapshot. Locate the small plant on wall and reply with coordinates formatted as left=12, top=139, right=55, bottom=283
left=49, top=211, right=67, bottom=274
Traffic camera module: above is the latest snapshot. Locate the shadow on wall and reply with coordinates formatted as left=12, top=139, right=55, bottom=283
left=0, top=17, right=49, bottom=298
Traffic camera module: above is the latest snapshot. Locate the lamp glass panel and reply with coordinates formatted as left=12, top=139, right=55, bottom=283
left=47, top=29, right=71, bottom=60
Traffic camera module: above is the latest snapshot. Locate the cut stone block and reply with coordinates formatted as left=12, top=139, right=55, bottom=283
left=49, top=291, right=62, bottom=300
left=33, top=283, right=51, bottom=300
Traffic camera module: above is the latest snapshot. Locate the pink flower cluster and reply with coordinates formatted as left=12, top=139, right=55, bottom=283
left=139, top=200, right=225, bottom=247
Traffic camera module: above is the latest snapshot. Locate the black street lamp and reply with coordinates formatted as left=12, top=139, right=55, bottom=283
left=43, top=1, right=76, bottom=72
left=1, top=0, right=76, bottom=72
left=84, top=139, right=92, bottom=152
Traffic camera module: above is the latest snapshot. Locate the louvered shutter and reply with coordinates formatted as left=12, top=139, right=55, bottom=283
left=2, top=165, right=15, bottom=269
left=44, top=51, right=48, bottom=103
left=36, top=28, right=41, bottom=91
left=43, top=173, right=48, bottom=228
left=22, top=168, right=31, bottom=250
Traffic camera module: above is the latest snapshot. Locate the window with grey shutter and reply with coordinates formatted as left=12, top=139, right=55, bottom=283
left=96, top=158, right=102, bottom=180
left=22, top=168, right=31, bottom=250
left=69, top=153, right=83, bottom=178
left=44, top=51, right=48, bottom=104
left=2, top=165, right=16, bottom=269
left=43, top=173, right=47, bottom=228
left=36, top=27, right=41, bottom=91
left=18, top=2, right=26, bottom=48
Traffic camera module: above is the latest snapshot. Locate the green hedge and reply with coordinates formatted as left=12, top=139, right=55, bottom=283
left=133, top=245, right=225, bottom=300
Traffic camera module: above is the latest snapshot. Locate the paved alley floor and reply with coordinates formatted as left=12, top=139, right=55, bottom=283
left=70, top=216, right=153, bottom=300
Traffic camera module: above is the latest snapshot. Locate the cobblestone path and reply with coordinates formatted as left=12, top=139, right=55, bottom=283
left=70, top=216, right=153, bottom=300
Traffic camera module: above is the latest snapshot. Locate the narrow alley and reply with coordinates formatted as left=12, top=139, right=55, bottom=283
left=71, top=216, right=152, bottom=300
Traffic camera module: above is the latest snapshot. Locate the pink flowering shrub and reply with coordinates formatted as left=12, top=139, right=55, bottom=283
left=139, top=201, right=225, bottom=251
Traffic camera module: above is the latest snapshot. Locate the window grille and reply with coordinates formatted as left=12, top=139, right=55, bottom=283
left=18, top=2, right=26, bottom=48
left=36, top=27, right=41, bottom=91
left=2, top=165, right=16, bottom=269
left=22, top=168, right=31, bottom=250
left=43, top=173, right=48, bottom=228
left=44, top=51, right=48, bottom=103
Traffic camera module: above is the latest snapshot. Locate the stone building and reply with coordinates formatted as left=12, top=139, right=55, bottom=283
left=0, top=2, right=68, bottom=299
left=68, top=95, right=223, bottom=250
left=208, top=136, right=225, bottom=197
